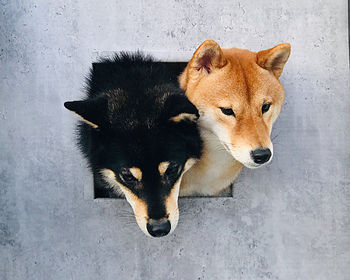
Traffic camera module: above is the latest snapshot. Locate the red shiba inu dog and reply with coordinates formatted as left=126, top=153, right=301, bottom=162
left=179, top=40, right=291, bottom=196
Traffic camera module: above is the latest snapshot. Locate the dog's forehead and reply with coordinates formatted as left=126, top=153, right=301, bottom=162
left=107, top=88, right=173, bottom=130
left=194, top=51, right=282, bottom=107
left=107, top=85, right=172, bottom=110
left=104, top=87, right=198, bottom=169
left=225, top=49, right=282, bottom=97
left=115, top=130, right=187, bottom=167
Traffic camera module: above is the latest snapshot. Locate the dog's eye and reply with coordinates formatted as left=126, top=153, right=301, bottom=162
left=262, top=103, right=271, bottom=114
left=220, top=107, right=235, bottom=117
left=119, top=170, right=136, bottom=184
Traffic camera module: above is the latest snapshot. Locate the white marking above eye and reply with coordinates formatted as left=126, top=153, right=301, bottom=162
left=158, top=161, right=170, bottom=176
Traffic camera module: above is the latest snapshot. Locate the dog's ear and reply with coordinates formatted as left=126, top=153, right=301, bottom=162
left=179, top=40, right=227, bottom=90
left=64, top=96, right=107, bottom=128
left=257, top=43, right=291, bottom=78
left=165, top=95, right=199, bottom=123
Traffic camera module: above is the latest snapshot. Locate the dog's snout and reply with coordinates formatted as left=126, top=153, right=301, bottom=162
left=146, top=219, right=171, bottom=237
left=251, top=148, right=272, bottom=164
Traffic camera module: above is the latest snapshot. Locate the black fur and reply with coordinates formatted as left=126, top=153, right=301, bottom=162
left=64, top=52, right=202, bottom=220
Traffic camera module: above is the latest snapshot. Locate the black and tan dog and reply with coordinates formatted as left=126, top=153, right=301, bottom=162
left=64, top=53, right=202, bottom=237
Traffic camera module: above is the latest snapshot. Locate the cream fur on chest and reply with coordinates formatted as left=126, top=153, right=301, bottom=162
left=180, top=128, right=243, bottom=196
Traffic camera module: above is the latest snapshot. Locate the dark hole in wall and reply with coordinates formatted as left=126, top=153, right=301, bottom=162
left=92, top=61, right=233, bottom=199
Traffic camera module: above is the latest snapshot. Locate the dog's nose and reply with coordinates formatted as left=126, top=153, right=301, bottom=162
left=251, top=148, right=272, bottom=164
left=146, top=219, right=171, bottom=237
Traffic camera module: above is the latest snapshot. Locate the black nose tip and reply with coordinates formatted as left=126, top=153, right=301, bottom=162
left=146, top=220, right=171, bottom=237
left=251, top=148, right=272, bottom=164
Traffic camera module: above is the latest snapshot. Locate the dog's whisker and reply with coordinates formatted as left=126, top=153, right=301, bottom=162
left=271, top=134, right=279, bottom=141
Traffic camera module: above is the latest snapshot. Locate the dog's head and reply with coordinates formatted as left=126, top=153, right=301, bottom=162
left=65, top=85, right=201, bottom=237
left=179, top=40, right=290, bottom=168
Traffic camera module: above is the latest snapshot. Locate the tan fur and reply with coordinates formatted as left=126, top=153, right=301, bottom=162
left=72, top=111, right=98, bottom=129
left=100, top=158, right=198, bottom=235
left=179, top=40, right=290, bottom=195
left=180, top=129, right=243, bottom=196
left=256, top=43, right=291, bottom=78
left=100, top=168, right=124, bottom=196
left=170, top=112, right=197, bottom=123
left=165, top=177, right=180, bottom=234
left=183, top=158, right=198, bottom=172
left=100, top=168, right=150, bottom=236
left=129, top=167, right=142, bottom=181
left=164, top=158, right=197, bottom=229
left=158, top=161, right=170, bottom=176
left=119, top=185, right=150, bottom=236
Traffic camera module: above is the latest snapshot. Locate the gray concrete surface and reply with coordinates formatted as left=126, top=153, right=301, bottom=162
left=1, top=0, right=349, bottom=279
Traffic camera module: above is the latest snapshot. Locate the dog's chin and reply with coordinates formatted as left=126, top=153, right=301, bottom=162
left=239, top=157, right=273, bottom=169
left=242, top=162, right=265, bottom=169
left=168, top=212, right=179, bottom=235
left=227, top=149, right=273, bottom=169
left=134, top=217, right=152, bottom=237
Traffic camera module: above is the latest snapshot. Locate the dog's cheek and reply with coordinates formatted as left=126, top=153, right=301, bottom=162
left=198, top=109, right=223, bottom=134
left=270, top=105, right=282, bottom=126
left=184, top=158, right=198, bottom=173
left=100, top=169, right=125, bottom=196
left=165, top=179, right=181, bottom=233
left=119, top=186, right=150, bottom=237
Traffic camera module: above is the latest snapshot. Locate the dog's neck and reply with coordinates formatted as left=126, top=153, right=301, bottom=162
left=180, top=127, right=243, bottom=196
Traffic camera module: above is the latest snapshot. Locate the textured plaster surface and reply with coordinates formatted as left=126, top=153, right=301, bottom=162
left=0, top=0, right=349, bottom=279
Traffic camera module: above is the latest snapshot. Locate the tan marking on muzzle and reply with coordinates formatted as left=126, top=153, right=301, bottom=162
left=100, top=168, right=150, bottom=236
left=118, top=185, right=150, bottom=236
left=163, top=158, right=197, bottom=233
left=101, top=160, right=197, bottom=237
left=164, top=177, right=180, bottom=234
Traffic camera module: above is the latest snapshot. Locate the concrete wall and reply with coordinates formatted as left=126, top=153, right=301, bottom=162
left=1, top=0, right=349, bottom=279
